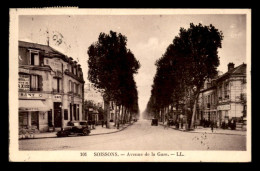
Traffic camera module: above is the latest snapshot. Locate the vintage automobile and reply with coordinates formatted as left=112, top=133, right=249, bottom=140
left=151, top=118, right=158, bottom=126
left=57, top=121, right=91, bottom=137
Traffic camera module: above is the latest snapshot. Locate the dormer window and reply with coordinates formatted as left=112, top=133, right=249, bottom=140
left=67, top=64, right=72, bottom=72
left=29, top=50, right=39, bottom=66
left=73, top=67, right=76, bottom=75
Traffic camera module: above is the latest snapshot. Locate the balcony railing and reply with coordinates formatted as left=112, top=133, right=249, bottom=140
left=30, top=87, right=42, bottom=91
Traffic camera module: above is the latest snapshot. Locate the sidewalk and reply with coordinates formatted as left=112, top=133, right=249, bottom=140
left=159, top=122, right=246, bottom=136
left=19, top=122, right=134, bottom=140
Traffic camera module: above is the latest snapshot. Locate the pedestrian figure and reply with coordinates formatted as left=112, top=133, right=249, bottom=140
left=88, top=120, right=92, bottom=129
left=164, top=119, right=169, bottom=129
left=101, top=120, right=104, bottom=127
left=211, top=121, right=214, bottom=133
left=92, top=120, right=95, bottom=129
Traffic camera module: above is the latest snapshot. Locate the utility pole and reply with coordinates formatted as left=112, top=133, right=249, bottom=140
left=61, top=63, right=64, bottom=130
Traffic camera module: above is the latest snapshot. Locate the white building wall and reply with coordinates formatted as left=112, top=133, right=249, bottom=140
left=230, top=79, right=242, bottom=102
left=229, top=103, right=243, bottom=118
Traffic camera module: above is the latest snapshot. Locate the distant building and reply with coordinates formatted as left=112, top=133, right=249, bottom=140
left=84, top=83, right=104, bottom=122
left=198, top=63, right=247, bottom=127
left=84, top=83, right=103, bottom=105
left=18, top=41, right=85, bottom=132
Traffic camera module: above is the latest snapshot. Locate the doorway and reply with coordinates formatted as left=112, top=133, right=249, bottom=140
left=54, top=102, right=62, bottom=127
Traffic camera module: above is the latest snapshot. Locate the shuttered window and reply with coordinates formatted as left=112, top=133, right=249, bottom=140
left=30, top=75, right=39, bottom=91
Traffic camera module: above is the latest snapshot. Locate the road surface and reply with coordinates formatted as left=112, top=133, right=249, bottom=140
left=19, top=119, right=246, bottom=151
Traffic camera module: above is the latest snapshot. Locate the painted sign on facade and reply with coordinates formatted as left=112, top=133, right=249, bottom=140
left=217, top=104, right=231, bottom=110
left=50, top=59, right=62, bottom=72
left=53, top=95, right=62, bottom=101
left=18, top=74, right=30, bottom=91
left=19, top=68, right=30, bottom=74
left=19, top=92, right=45, bottom=99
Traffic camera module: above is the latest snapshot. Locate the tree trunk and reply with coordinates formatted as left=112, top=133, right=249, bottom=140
left=125, top=108, right=127, bottom=123
left=103, top=96, right=110, bottom=128
left=170, top=104, right=174, bottom=119
left=175, top=103, right=179, bottom=122
left=118, top=105, right=122, bottom=125
left=122, top=106, right=125, bottom=124
left=114, top=105, right=117, bottom=127
left=190, top=92, right=200, bottom=130
left=162, top=108, right=165, bottom=124
left=120, top=105, right=124, bottom=124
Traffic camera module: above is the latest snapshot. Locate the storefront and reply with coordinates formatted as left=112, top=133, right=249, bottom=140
left=217, top=104, right=230, bottom=125
left=19, top=100, right=50, bottom=132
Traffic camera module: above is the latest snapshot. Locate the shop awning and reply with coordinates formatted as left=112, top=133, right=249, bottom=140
left=19, top=100, right=50, bottom=111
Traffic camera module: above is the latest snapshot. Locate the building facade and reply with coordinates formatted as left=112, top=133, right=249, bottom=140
left=18, top=41, right=85, bottom=132
left=198, top=63, right=247, bottom=127
left=84, top=83, right=104, bottom=122
left=216, top=63, right=247, bottom=125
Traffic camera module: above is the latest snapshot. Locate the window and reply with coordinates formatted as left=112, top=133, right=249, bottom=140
left=68, top=64, right=71, bottom=72
left=73, top=67, right=76, bottom=75
left=74, top=82, right=77, bottom=93
left=218, top=85, right=222, bottom=99
left=71, top=82, right=74, bottom=93
left=57, top=78, right=61, bottom=92
left=224, top=82, right=229, bottom=98
left=69, top=80, right=72, bottom=92
left=53, top=78, right=61, bottom=92
left=30, top=75, right=39, bottom=91
left=78, top=84, right=81, bottom=95
left=19, top=112, right=28, bottom=128
left=30, top=52, right=39, bottom=65
left=75, top=84, right=78, bottom=94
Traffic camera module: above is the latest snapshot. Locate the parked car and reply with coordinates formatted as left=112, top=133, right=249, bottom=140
left=151, top=118, right=158, bottom=126
left=57, top=121, right=91, bottom=137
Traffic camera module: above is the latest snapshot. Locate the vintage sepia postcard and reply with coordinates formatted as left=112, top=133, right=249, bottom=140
left=9, top=8, right=251, bottom=162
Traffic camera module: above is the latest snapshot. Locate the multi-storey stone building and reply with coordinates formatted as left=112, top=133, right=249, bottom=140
left=216, top=63, right=247, bottom=125
left=198, top=63, right=247, bottom=127
left=18, top=41, right=85, bottom=132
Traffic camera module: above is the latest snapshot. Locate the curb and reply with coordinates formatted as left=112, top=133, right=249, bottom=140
left=90, top=122, right=133, bottom=136
left=158, top=123, right=246, bottom=136
left=19, top=122, right=134, bottom=140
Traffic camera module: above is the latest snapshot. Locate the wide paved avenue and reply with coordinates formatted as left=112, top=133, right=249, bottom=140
left=19, top=119, right=246, bottom=151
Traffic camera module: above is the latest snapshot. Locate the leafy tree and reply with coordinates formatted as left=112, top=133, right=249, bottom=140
left=145, top=23, right=223, bottom=129
left=88, top=31, right=140, bottom=128
left=172, top=23, right=223, bottom=129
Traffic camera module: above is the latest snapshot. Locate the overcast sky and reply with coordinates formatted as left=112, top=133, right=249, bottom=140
left=19, top=14, right=247, bottom=113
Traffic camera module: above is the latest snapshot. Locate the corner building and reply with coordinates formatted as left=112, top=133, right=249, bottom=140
left=18, top=41, right=85, bottom=132
left=197, top=63, right=247, bottom=127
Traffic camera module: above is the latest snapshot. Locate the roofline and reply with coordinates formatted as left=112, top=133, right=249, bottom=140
left=19, top=40, right=81, bottom=68
left=216, top=63, right=246, bottom=82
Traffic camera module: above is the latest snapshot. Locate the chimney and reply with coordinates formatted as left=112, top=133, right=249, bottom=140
left=228, top=63, right=235, bottom=72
